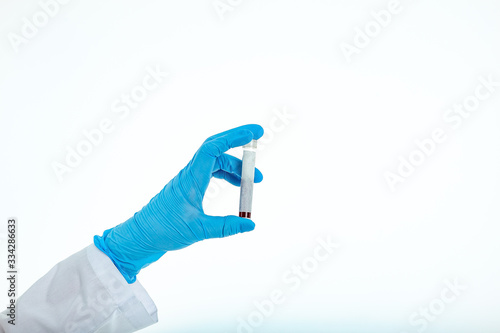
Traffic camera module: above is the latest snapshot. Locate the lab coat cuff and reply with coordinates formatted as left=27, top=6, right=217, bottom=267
left=86, top=244, right=159, bottom=330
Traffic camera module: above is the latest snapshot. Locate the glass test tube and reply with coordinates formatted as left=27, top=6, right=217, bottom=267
left=239, top=140, right=258, bottom=218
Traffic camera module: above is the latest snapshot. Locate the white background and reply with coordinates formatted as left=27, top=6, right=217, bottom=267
left=1, top=0, right=500, bottom=332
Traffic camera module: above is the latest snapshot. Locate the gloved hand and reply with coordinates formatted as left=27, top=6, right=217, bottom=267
left=94, top=124, right=264, bottom=283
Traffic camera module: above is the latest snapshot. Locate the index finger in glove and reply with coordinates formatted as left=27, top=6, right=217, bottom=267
left=202, top=124, right=264, bottom=149
left=192, top=124, right=263, bottom=170
left=188, top=124, right=263, bottom=195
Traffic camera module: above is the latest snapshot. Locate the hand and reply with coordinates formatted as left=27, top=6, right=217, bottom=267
left=94, top=124, right=264, bottom=283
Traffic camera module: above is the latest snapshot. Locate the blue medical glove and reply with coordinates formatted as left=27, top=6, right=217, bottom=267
left=94, top=124, right=264, bottom=283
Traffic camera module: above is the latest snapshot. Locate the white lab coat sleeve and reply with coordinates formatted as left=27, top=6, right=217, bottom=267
left=0, top=244, right=158, bottom=333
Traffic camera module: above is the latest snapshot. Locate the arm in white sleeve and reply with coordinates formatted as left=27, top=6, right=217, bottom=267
left=0, top=244, right=158, bottom=333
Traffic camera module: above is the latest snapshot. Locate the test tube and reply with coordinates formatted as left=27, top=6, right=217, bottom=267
left=239, top=140, right=258, bottom=218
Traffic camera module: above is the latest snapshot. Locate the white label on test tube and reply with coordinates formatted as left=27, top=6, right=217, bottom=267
left=239, top=140, right=257, bottom=218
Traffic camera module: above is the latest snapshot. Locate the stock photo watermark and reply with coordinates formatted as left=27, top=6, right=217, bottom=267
left=51, top=65, right=169, bottom=183
left=7, top=0, right=73, bottom=53
left=4, top=218, right=18, bottom=325
left=236, top=235, right=339, bottom=333
left=203, top=105, right=296, bottom=207
left=400, top=278, right=466, bottom=333
left=340, top=0, right=418, bottom=63
left=385, top=74, right=499, bottom=192
left=213, top=0, right=244, bottom=21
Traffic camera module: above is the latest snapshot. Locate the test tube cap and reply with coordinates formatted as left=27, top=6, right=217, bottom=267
left=243, top=140, right=258, bottom=149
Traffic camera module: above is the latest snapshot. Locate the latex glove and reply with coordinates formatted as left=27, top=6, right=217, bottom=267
left=94, top=124, right=264, bottom=283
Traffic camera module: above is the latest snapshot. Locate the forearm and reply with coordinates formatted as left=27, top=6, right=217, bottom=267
left=0, top=245, right=157, bottom=333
